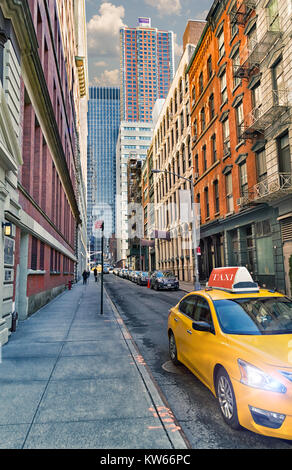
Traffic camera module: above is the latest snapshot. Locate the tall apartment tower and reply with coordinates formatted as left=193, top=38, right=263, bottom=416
left=120, top=17, right=175, bottom=122
left=87, top=87, right=120, bottom=264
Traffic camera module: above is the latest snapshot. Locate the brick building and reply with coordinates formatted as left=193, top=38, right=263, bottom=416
left=0, top=0, right=88, bottom=324
left=187, top=0, right=290, bottom=292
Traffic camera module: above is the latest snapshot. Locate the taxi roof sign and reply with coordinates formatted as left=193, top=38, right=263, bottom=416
left=207, top=267, right=259, bottom=293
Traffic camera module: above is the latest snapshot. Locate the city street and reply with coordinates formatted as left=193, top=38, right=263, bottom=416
left=105, top=274, right=292, bottom=449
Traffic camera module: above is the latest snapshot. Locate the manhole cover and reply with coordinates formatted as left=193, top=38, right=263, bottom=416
left=162, top=361, right=184, bottom=374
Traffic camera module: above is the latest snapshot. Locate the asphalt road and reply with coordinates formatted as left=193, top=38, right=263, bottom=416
left=104, top=274, right=292, bottom=449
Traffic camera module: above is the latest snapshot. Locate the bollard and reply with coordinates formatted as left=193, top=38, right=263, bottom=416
left=147, top=278, right=150, bottom=288
left=11, top=311, right=18, bottom=332
left=68, top=280, right=72, bottom=290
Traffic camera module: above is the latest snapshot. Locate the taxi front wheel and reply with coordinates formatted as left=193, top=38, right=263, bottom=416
left=169, top=332, right=180, bottom=366
left=215, top=368, right=241, bottom=430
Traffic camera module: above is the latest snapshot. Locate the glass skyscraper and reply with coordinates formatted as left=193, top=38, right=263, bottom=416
left=120, top=17, right=174, bottom=122
left=87, top=87, right=120, bottom=263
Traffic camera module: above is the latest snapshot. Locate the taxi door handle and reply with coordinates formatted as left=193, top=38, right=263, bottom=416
left=187, top=329, right=192, bottom=335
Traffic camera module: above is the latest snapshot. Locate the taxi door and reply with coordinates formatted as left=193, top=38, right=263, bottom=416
left=172, top=295, right=197, bottom=365
left=184, top=294, right=217, bottom=389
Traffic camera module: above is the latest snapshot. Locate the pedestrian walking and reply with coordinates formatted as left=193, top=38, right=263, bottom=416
left=82, top=270, right=88, bottom=285
left=93, top=267, right=98, bottom=282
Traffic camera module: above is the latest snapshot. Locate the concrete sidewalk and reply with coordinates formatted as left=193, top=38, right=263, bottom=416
left=0, top=278, right=189, bottom=449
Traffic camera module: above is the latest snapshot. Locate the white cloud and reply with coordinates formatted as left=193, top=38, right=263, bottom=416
left=173, top=33, right=183, bottom=61
left=196, top=9, right=209, bottom=21
left=90, top=69, right=120, bottom=87
left=87, top=2, right=127, bottom=57
left=94, top=60, right=108, bottom=67
left=145, top=0, right=181, bottom=15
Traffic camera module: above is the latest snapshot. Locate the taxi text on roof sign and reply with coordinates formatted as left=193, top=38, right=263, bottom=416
left=207, top=267, right=259, bottom=293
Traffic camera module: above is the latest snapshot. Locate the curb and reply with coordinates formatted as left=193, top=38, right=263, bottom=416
left=104, top=285, right=191, bottom=450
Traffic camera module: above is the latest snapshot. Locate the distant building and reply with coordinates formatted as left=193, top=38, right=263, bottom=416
left=116, top=121, right=153, bottom=265
left=120, top=18, right=175, bottom=122
left=87, top=87, right=120, bottom=265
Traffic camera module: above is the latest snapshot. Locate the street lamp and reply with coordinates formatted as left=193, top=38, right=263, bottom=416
left=152, top=168, right=200, bottom=291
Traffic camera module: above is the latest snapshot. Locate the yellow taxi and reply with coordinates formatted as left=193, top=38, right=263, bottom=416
left=168, top=267, right=292, bottom=439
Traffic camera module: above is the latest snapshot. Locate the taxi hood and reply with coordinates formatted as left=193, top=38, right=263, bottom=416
left=226, top=334, right=292, bottom=368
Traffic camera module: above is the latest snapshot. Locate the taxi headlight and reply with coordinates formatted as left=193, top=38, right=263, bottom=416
left=238, top=359, right=286, bottom=394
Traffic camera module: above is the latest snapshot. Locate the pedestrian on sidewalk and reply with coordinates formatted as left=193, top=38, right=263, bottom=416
left=93, top=267, right=98, bottom=282
left=82, top=270, right=88, bottom=285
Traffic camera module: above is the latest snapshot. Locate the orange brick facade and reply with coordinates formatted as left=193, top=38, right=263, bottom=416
left=186, top=0, right=286, bottom=291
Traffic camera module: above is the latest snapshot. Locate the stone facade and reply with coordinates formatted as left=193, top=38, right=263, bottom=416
left=152, top=23, right=205, bottom=282
left=0, top=9, right=22, bottom=344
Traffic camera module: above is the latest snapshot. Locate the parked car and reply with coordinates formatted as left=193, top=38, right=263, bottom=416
left=150, top=271, right=179, bottom=291
left=137, top=272, right=150, bottom=286
left=128, top=270, right=136, bottom=282
left=132, top=271, right=142, bottom=283
left=103, top=267, right=109, bottom=274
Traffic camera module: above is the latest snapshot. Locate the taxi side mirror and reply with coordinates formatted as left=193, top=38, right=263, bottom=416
left=192, top=321, right=214, bottom=334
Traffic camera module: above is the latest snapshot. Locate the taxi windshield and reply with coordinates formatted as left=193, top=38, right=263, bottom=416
left=214, top=297, right=292, bottom=335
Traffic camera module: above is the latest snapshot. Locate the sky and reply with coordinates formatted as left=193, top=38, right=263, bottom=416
left=85, top=0, right=214, bottom=87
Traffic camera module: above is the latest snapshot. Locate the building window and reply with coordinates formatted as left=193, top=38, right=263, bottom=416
left=239, top=161, right=248, bottom=196
left=256, top=148, right=267, bottom=182
left=220, top=71, right=227, bottom=104
left=31, top=236, right=38, bottom=270
left=199, top=72, right=204, bottom=95
left=180, top=111, right=184, bottom=133
left=204, top=187, right=210, bottom=219
left=193, top=119, right=197, bottom=142
left=255, top=220, right=274, bottom=275
left=211, top=134, right=217, bottom=162
left=192, top=85, right=196, bottom=105
left=187, top=138, right=192, bottom=167
left=40, top=241, right=45, bottom=271
left=236, top=101, right=244, bottom=143
left=222, top=117, right=230, bottom=156
left=233, top=48, right=241, bottom=88
left=248, top=24, right=257, bottom=52
left=207, top=56, right=212, bottom=80
left=214, top=180, right=220, bottom=214
left=201, top=107, right=206, bottom=132
left=226, top=171, right=234, bottom=213
left=272, top=58, right=285, bottom=105
left=277, top=132, right=291, bottom=174
left=202, top=145, right=207, bottom=172
left=218, top=27, right=225, bottom=60
left=195, top=154, right=199, bottom=175
left=251, top=81, right=262, bottom=112
left=209, top=93, right=215, bottom=120
left=267, top=0, right=280, bottom=31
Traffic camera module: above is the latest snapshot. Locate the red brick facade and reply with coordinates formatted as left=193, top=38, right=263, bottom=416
left=13, top=0, right=79, bottom=315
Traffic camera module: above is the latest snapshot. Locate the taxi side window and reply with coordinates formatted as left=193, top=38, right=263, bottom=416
left=179, top=295, right=197, bottom=319
left=193, top=296, right=213, bottom=325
